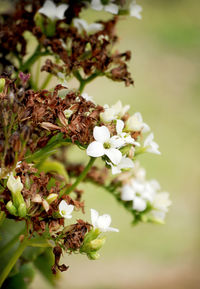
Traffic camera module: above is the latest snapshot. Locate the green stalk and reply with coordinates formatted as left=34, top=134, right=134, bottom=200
left=60, top=157, right=96, bottom=197
left=0, top=238, right=28, bottom=287
left=40, top=73, right=53, bottom=90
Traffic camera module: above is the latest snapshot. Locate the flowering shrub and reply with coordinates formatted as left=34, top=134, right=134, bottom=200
left=0, top=0, right=171, bottom=288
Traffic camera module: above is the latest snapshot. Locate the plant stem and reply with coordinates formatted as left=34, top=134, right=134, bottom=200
left=60, top=157, right=96, bottom=197
left=0, top=212, right=5, bottom=227
left=0, top=237, right=28, bottom=287
left=40, top=73, right=53, bottom=90
left=20, top=45, right=51, bottom=72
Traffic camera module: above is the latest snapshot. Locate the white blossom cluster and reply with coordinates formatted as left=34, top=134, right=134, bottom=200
left=87, top=100, right=160, bottom=175
left=120, top=163, right=171, bottom=223
left=38, top=0, right=143, bottom=36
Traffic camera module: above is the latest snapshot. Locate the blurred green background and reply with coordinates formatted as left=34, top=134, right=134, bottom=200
left=4, top=0, right=200, bottom=288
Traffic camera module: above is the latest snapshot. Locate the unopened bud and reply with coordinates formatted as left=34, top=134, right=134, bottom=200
left=6, top=201, right=17, bottom=216
left=18, top=203, right=27, bottom=218
left=7, top=173, right=23, bottom=195
left=89, top=237, right=106, bottom=251
left=46, top=193, right=58, bottom=204
left=88, top=251, right=100, bottom=260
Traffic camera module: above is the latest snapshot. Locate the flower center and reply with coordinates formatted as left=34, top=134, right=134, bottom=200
left=61, top=210, right=66, bottom=215
left=104, top=142, right=111, bottom=149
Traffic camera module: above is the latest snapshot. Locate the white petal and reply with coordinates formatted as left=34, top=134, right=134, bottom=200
left=119, top=157, right=134, bottom=170
left=56, top=4, right=68, bottom=20
left=91, top=208, right=99, bottom=226
left=105, top=3, right=119, bottom=14
left=87, top=23, right=103, bottom=34
left=87, top=141, right=105, bottom=157
left=93, top=126, right=110, bottom=143
left=144, top=133, right=154, bottom=146
left=133, top=197, right=146, bottom=211
left=65, top=204, right=74, bottom=214
left=38, top=0, right=56, bottom=19
left=97, top=214, right=111, bottom=231
left=73, top=18, right=88, bottom=33
left=105, top=148, right=122, bottom=165
left=121, top=184, right=134, bottom=201
left=91, top=0, right=103, bottom=11
left=116, top=119, right=124, bottom=135
left=130, top=2, right=142, bottom=19
left=109, top=136, right=125, bottom=149
left=106, top=226, right=119, bottom=232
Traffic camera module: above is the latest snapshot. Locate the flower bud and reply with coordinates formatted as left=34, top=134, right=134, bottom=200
left=6, top=200, right=17, bottom=216
left=18, top=203, right=27, bottom=218
left=125, top=115, right=141, bottom=132
left=88, top=251, right=100, bottom=260
left=0, top=78, right=5, bottom=92
left=46, top=193, right=58, bottom=204
left=7, top=173, right=23, bottom=195
left=88, top=237, right=106, bottom=251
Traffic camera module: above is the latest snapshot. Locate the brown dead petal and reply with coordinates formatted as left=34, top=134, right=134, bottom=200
left=40, top=122, right=61, bottom=131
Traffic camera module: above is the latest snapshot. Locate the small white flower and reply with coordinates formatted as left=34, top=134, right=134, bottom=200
left=38, top=0, right=69, bottom=20
left=129, top=1, right=142, bottom=19
left=144, top=133, right=161, bottom=155
left=86, top=126, right=122, bottom=165
left=121, top=178, right=160, bottom=212
left=82, top=92, right=95, bottom=103
left=126, top=112, right=150, bottom=133
left=101, top=100, right=130, bottom=123
left=91, top=209, right=119, bottom=232
left=107, top=155, right=134, bottom=175
left=151, top=192, right=171, bottom=222
left=59, top=200, right=74, bottom=219
left=73, top=18, right=103, bottom=34
left=113, top=119, right=140, bottom=147
left=7, top=173, right=23, bottom=194
left=91, top=0, right=119, bottom=15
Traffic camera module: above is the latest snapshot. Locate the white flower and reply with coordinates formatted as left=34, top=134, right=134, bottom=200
left=91, top=0, right=119, bottom=15
left=144, top=133, right=161, bottom=155
left=59, top=200, right=74, bottom=219
left=129, top=1, right=142, bottom=19
left=126, top=112, right=150, bottom=133
left=101, top=100, right=130, bottom=123
left=107, top=155, right=134, bottom=175
left=38, top=0, right=69, bottom=20
left=86, top=126, right=122, bottom=165
left=151, top=192, right=171, bottom=222
left=113, top=119, right=140, bottom=147
left=91, top=209, right=119, bottom=232
left=73, top=18, right=103, bottom=34
left=121, top=178, right=160, bottom=212
left=82, top=92, right=94, bottom=103
left=7, top=173, right=23, bottom=194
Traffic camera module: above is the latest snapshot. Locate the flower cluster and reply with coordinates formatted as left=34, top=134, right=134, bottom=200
left=0, top=0, right=171, bottom=287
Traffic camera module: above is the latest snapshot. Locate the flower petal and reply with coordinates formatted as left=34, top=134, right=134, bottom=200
left=105, top=3, right=119, bottom=14
left=133, top=197, right=146, bottom=211
left=91, top=208, right=99, bottom=227
left=56, top=4, right=69, bottom=19
left=121, top=184, right=134, bottom=201
left=93, top=126, right=110, bottom=143
left=91, top=0, right=103, bottom=11
left=116, top=119, right=124, bottom=135
left=87, top=141, right=105, bottom=157
left=105, top=148, right=122, bottom=165
left=97, top=214, right=111, bottom=231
